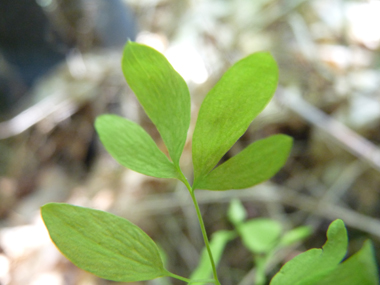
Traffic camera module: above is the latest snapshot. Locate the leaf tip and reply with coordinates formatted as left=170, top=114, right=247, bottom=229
left=40, top=202, right=53, bottom=214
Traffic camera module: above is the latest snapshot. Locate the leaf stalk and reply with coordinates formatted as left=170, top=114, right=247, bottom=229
left=177, top=170, right=220, bottom=284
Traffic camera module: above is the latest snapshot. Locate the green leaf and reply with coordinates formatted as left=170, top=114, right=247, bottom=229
left=315, top=240, right=379, bottom=285
left=41, top=203, right=168, bottom=282
left=122, top=41, right=191, bottom=165
left=192, top=52, right=278, bottom=184
left=228, top=198, right=247, bottom=226
left=279, top=226, right=313, bottom=247
left=190, top=230, right=236, bottom=284
left=95, top=114, right=179, bottom=179
left=239, top=218, right=282, bottom=254
left=194, top=135, right=292, bottom=190
left=270, top=219, right=348, bottom=285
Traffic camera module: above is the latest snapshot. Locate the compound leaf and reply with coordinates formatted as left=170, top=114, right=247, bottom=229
left=41, top=203, right=169, bottom=282
left=194, top=135, right=292, bottom=190
left=95, top=114, right=179, bottom=179
left=122, top=41, right=190, bottom=165
left=270, top=219, right=348, bottom=285
left=192, top=52, right=278, bottom=184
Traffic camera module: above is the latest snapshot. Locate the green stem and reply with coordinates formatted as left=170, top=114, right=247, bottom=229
left=166, top=271, right=191, bottom=283
left=254, top=255, right=267, bottom=285
left=178, top=171, right=221, bottom=285
left=167, top=271, right=215, bottom=284
left=189, top=188, right=221, bottom=285
left=189, top=279, right=216, bottom=284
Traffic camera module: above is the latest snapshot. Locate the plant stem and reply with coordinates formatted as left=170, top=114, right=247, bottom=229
left=189, top=188, right=221, bottom=285
left=167, top=271, right=215, bottom=284
left=166, top=271, right=191, bottom=283
left=254, top=255, right=267, bottom=285
left=178, top=170, right=220, bottom=285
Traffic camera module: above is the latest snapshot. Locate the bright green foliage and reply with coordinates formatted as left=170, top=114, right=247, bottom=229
left=192, top=52, right=279, bottom=186
left=122, top=41, right=190, bottom=166
left=270, top=219, right=347, bottom=284
left=41, top=203, right=169, bottom=282
left=227, top=198, right=247, bottom=226
left=40, top=41, right=378, bottom=285
left=190, top=230, right=236, bottom=284
left=227, top=199, right=313, bottom=285
left=195, top=135, right=292, bottom=190
left=227, top=199, right=312, bottom=253
left=227, top=201, right=378, bottom=285
left=239, top=218, right=282, bottom=254
left=43, top=42, right=295, bottom=285
left=95, top=114, right=179, bottom=179
left=279, top=226, right=313, bottom=247
left=315, top=240, right=378, bottom=285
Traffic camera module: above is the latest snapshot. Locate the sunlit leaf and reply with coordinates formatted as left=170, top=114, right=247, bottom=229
left=122, top=41, right=191, bottom=165
left=270, top=219, right=348, bottom=285
left=316, top=240, right=379, bottom=285
left=41, top=203, right=169, bottom=282
left=95, top=114, right=179, bottom=179
left=192, top=52, right=278, bottom=184
left=239, top=218, right=282, bottom=254
left=194, top=135, right=292, bottom=190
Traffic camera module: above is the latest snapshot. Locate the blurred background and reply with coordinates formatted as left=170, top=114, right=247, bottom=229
left=0, top=0, right=380, bottom=284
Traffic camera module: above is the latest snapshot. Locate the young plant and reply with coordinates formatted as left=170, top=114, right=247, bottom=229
left=228, top=199, right=312, bottom=285
left=41, top=42, right=378, bottom=284
left=187, top=199, right=312, bottom=285
left=178, top=201, right=379, bottom=285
